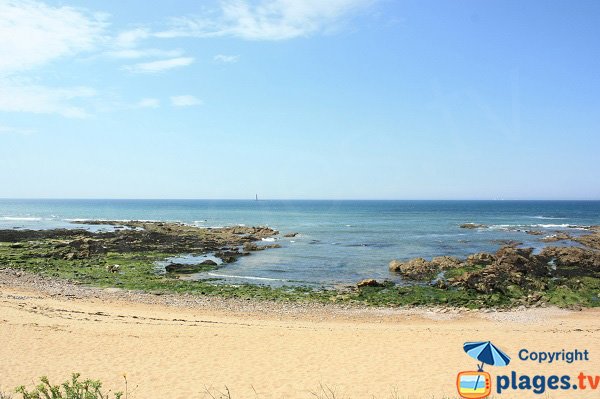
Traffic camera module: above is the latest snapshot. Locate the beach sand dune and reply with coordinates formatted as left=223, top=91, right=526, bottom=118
left=0, top=283, right=599, bottom=398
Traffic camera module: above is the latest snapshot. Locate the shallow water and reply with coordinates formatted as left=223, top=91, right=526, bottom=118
left=1, top=199, right=599, bottom=287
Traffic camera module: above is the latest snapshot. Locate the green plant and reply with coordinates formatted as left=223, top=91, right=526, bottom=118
left=15, top=374, right=122, bottom=399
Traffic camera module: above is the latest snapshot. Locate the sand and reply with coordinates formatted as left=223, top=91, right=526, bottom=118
left=1, top=280, right=599, bottom=398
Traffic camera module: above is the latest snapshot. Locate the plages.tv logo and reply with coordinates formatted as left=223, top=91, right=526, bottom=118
left=457, top=341, right=511, bottom=399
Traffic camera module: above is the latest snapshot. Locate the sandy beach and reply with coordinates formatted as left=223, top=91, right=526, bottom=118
left=0, top=271, right=598, bottom=399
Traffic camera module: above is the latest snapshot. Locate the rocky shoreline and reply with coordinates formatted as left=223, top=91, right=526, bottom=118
left=0, top=220, right=599, bottom=308
left=386, top=224, right=600, bottom=307
left=0, top=220, right=281, bottom=274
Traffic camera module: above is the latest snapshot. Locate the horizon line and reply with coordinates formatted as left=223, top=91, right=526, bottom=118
left=2, top=198, right=600, bottom=201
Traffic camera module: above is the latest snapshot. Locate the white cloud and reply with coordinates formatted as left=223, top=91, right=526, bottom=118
left=0, top=79, right=96, bottom=118
left=114, top=28, right=149, bottom=48
left=0, top=0, right=105, bottom=118
left=123, top=57, right=195, bottom=74
left=105, top=48, right=183, bottom=59
left=214, top=54, right=239, bottom=63
left=0, top=0, right=106, bottom=74
left=156, top=0, right=373, bottom=40
left=137, top=98, right=160, bottom=108
left=170, top=95, right=202, bottom=107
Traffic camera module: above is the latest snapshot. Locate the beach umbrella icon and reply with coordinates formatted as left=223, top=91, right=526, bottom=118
left=464, top=341, right=511, bottom=370
left=462, top=341, right=511, bottom=396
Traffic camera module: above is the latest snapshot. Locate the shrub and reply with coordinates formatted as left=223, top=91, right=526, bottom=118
left=15, top=373, right=122, bottom=399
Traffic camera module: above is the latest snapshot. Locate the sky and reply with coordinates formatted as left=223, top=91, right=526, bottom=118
left=0, top=0, right=599, bottom=200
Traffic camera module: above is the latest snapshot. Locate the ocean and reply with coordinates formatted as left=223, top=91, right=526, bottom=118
left=1, top=199, right=599, bottom=287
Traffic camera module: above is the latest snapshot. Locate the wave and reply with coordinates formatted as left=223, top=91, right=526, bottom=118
left=206, top=272, right=288, bottom=282
left=0, top=216, right=42, bottom=221
left=487, top=223, right=587, bottom=231
left=261, top=237, right=276, bottom=242
left=65, top=218, right=160, bottom=223
left=527, top=215, right=567, bottom=220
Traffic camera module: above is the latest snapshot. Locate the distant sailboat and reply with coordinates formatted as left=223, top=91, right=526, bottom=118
left=255, top=194, right=258, bottom=201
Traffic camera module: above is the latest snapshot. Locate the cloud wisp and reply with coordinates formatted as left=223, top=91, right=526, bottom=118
left=170, top=95, right=202, bottom=107
left=0, top=0, right=106, bottom=74
left=156, top=0, right=373, bottom=40
left=214, top=54, right=239, bottom=63
left=0, top=79, right=96, bottom=118
left=123, top=57, right=195, bottom=74
left=0, top=0, right=105, bottom=117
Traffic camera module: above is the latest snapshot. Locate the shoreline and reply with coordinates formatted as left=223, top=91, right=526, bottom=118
left=0, top=220, right=599, bottom=309
left=0, top=267, right=570, bottom=320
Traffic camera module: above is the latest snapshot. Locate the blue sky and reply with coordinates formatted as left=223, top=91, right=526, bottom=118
left=0, top=0, right=599, bottom=199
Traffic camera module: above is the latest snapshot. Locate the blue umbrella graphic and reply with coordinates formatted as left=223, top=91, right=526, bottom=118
left=463, top=341, right=511, bottom=392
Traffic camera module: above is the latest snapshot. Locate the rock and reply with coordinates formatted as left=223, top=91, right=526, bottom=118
left=165, top=262, right=218, bottom=274
left=284, top=233, right=298, bottom=238
left=450, top=246, right=553, bottom=294
left=431, top=256, right=462, bottom=270
left=539, top=246, right=600, bottom=276
left=105, top=264, right=120, bottom=273
left=200, top=259, right=218, bottom=266
left=388, top=260, right=402, bottom=272
left=495, top=246, right=548, bottom=276
left=460, top=223, right=487, bottom=229
left=575, top=227, right=600, bottom=250
left=9, top=243, right=24, bottom=248
left=388, top=258, right=438, bottom=280
left=466, top=253, right=496, bottom=266
left=525, top=230, right=544, bottom=236
left=243, top=242, right=281, bottom=251
left=215, top=250, right=240, bottom=263
left=356, top=279, right=382, bottom=288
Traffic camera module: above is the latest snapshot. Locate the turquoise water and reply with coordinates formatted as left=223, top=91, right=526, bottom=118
left=1, top=200, right=599, bottom=287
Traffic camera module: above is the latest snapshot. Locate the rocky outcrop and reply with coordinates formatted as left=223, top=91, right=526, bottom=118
left=574, top=226, right=600, bottom=250
left=243, top=242, right=282, bottom=251
left=525, top=230, right=544, bottom=236
left=389, top=258, right=441, bottom=280
left=460, top=223, right=487, bottom=229
left=356, top=279, right=383, bottom=288
left=466, top=252, right=496, bottom=266
left=165, top=262, right=218, bottom=274
left=431, top=256, right=462, bottom=269
left=283, top=233, right=298, bottom=238
left=0, top=221, right=280, bottom=265
left=539, top=246, right=600, bottom=277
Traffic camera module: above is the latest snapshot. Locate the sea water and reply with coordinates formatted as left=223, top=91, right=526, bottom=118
left=1, top=199, right=599, bottom=287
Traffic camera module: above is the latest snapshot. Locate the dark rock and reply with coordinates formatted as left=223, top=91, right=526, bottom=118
left=539, top=246, right=600, bottom=277
left=243, top=242, right=281, bottom=251
left=165, top=262, right=218, bottom=274
left=525, top=230, right=544, bottom=236
left=466, top=253, right=496, bottom=266
left=460, top=223, right=487, bottom=229
left=200, top=259, right=218, bottom=266
left=284, top=233, right=298, bottom=238
left=575, top=226, right=600, bottom=250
